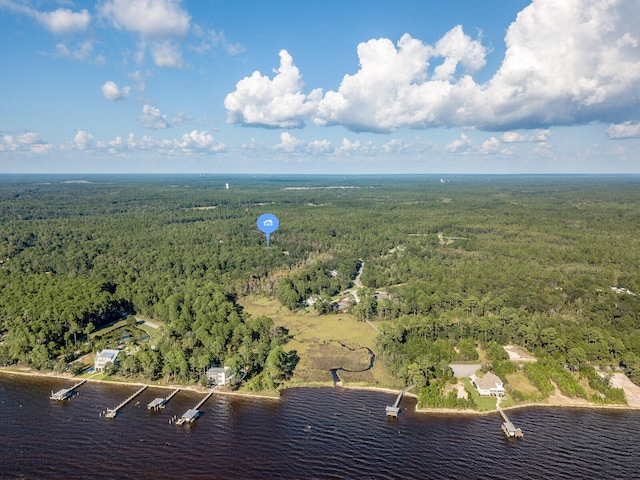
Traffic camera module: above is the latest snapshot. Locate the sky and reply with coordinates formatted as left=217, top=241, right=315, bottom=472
left=1, top=0, right=639, bottom=174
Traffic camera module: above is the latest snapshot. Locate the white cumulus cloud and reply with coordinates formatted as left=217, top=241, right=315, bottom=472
left=100, top=0, right=190, bottom=38
left=445, top=133, right=473, bottom=153
left=149, top=40, right=185, bottom=68
left=226, top=0, right=640, bottom=134
left=479, top=137, right=501, bottom=155
left=101, top=81, right=131, bottom=101
left=607, top=121, right=640, bottom=139
left=37, top=8, right=91, bottom=34
left=140, top=104, right=170, bottom=129
left=273, top=132, right=333, bottom=154
left=0, top=2, right=90, bottom=34
left=175, top=130, right=226, bottom=152
left=100, top=0, right=190, bottom=67
left=54, top=41, right=95, bottom=62
left=501, top=129, right=551, bottom=143
left=431, top=25, right=488, bottom=81
left=276, top=132, right=306, bottom=152
left=73, top=130, right=96, bottom=150
left=337, top=138, right=375, bottom=155
left=224, top=50, right=322, bottom=128
left=382, top=138, right=409, bottom=153
left=1, top=131, right=53, bottom=153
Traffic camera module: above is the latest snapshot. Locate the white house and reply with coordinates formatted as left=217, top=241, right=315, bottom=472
left=206, top=366, right=233, bottom=386
left=471, top=372, right=505, bottom=397
left=94, top=349, right=120, bottom=372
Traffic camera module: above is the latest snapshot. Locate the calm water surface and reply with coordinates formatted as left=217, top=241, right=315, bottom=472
left=1, top=374, right=639, bottom=479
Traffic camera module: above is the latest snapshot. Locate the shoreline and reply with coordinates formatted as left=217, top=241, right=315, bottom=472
left=0, top=367, right=280, bottom=400
left=4, top=366, right=639, bottom=415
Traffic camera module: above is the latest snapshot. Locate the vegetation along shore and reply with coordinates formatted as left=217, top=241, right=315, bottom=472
left=1, top=174, right=640, bottom=415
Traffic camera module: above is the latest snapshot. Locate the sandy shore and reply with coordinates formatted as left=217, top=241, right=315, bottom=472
left=4, top=366, right=640, bottom=415
left=0, top=366, right=282, bottom=402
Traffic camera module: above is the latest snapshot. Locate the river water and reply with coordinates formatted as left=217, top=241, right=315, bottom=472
left=1, top=374, right=639, bottom=479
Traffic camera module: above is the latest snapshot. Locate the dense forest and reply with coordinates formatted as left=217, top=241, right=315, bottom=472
left=0, top=174, right=639, bottom=400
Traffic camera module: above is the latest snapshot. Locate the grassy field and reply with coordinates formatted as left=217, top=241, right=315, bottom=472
left=240, top=295, right=403, bottom=389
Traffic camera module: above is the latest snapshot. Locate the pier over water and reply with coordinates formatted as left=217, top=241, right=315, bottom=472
left=50, top=379, right=86, bottom=401
left=498, top=402, right=523, bottom=438
left=148, top=389, right=180, bottom=411
left=386, top=384, right=416, bottom=417
left=176, top=391, right=215, bottom=425
left=104, top=385, right=147, bottom=419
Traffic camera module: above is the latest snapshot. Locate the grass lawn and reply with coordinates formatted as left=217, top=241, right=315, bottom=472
left=90, top=317, right=162, bottom=348
left=240, top=294, right=402, bottom=389
left=460, top=377, right=497, bottom=411
left=135, top=321, right=164, bottom=344
left=90, top=319, right=128, bottom=339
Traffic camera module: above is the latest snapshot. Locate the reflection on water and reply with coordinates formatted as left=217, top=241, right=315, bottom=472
left=1, top=373, right=639, bottom=479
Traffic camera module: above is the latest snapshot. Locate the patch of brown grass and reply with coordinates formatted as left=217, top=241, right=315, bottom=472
left=506, top=370, right=540, bottom=395
left=239, top=295, right=402, bottom=389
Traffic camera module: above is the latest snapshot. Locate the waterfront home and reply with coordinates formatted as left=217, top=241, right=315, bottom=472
left=206, top=366, right=233, bottom=386
left=94, top=349, right=121, bottom=372
left=471, top=372, right=505, bottom=397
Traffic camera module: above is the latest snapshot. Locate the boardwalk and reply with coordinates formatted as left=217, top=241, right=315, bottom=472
left=104, top=385, right=148, bottom=419
left=50, top=379, right=86, bottom=401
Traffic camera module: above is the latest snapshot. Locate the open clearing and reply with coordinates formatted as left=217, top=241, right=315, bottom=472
left=450, top=363, right=481, bottom=378
left=240, top=295, right=401, bottom=389
left=506, top=370, right=541, bottom=396
left=504, top=345, right=537, bottom=362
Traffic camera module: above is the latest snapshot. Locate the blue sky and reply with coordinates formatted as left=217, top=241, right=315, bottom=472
left=1, top=0, right=639, bottom=174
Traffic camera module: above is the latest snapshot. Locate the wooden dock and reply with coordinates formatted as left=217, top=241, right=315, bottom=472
left=176, top=391, right=214, bottom=426
left=148, top=388, right=180, bottom=411
left=499, top=408, right=523, bottom=438
left=386, top=384, right=416, bottom=417
left=104, top=385, right=148, bottom=419
left=50, top=379, right=86, bottom=401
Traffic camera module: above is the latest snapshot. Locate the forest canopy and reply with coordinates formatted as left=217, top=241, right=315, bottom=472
left=0, top=174, right=639, bottom=395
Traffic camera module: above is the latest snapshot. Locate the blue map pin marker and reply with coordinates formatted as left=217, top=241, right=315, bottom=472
left=257, top=213, right=279, bottom=245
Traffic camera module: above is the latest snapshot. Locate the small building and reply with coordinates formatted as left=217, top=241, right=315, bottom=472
left=94, top=349, right=121, bottom=372
left=148, top=397, right=166, bottom=410
left=471, top=372, right=505, bottom=397
left=206, top=366, right=233, bottom=386
left=176, top=408, right=200, bottom=425
left=50, top=387, right=74, bottom=401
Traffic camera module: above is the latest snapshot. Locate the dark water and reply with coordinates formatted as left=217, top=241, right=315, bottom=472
left=1, top=374, right=639, bottom=479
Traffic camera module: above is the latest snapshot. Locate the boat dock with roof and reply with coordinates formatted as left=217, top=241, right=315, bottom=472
left=176, top=391, right=214, bottom=425
left=386, top=384, right=415, bottom=417
left=148, top=388, right=180, bottom=411
left=50, top=379, right=86, bottom=401
left=499, top=407, right=523, bottom=438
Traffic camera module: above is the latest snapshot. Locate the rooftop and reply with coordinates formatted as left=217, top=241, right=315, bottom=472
left=474, top=372, right=503, bottom=390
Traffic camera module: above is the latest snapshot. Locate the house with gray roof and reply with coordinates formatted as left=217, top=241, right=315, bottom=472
left=471, top=372, right=505, bottom=397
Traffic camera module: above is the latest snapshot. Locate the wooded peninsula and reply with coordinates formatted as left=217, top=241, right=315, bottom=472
left=1, top=174, right=639, bottom=411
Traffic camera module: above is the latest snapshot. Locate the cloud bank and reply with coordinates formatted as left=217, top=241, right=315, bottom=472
left=225, top=0, right=640, bottom=133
